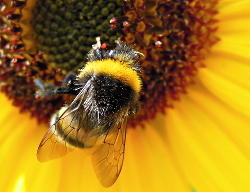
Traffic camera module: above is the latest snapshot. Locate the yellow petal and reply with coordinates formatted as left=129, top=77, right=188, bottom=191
left=198, top=68, right=250, bottom=117
left=217, top=0, right=250, bottom=20
left=123, top=126, right=189, bottom=191
left=203, top=51, right=250, bottom=90
left=163, top=79, right=250, bottom=191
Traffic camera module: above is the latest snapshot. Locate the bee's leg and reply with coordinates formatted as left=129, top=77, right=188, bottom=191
left=34, top=73, right=79, bottom=98
left=34, top=78, right=56, bottom=98
left=129, top=100, right=140, bottom=115
left=61, top=73, right=77, bottom=87
left=55, top=73, right=79, bottom=95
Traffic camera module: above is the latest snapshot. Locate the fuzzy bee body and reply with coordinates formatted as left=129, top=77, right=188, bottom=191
left=36, top=38, right=143, bottom=187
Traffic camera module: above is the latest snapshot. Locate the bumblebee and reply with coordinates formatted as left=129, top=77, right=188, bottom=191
left=36, top=37, right=144, bottom=187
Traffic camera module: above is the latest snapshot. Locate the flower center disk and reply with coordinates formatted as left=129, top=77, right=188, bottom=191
left=31, top=0, right=123, bottom=71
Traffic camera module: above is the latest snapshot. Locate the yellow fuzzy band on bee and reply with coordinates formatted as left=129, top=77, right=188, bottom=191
left=78, top=59, right=142, bottom=93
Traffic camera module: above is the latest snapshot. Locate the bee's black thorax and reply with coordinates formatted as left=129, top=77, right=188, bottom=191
left=80, top=73, right=136, bottom=115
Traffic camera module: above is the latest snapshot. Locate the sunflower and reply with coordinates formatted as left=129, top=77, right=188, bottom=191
left=1, top=0, right=250, bottom=191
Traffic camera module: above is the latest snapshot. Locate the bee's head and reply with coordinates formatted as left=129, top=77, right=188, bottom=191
left=87, top=37, right=144, bottom=73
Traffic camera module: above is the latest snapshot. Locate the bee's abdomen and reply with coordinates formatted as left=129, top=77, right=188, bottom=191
left=92, top=73, right=135, bottom=114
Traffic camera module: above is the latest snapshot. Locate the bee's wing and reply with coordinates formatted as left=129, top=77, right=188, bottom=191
left=36, top=117, right=76, bottom=162
left=85, top=113, right=128, bottom=187
left=37, top=84, right=93, bottom=162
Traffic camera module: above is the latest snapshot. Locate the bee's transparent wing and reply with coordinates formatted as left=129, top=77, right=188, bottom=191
left=36, top=120, right=76, bottom=162
left=37, top=84, right=92, bottom=162
left=85, top=114, right=128, bottom=187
